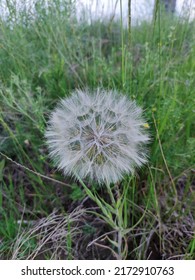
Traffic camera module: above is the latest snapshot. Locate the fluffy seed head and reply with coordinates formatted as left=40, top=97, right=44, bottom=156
left=45, top=89, right=149, bottom=184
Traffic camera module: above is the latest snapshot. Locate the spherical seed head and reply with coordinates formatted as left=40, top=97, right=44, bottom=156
left=45, top=89, right=149, bottom=184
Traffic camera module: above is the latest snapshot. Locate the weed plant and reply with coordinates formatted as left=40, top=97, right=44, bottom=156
left=0, top=0, right=194, bottom=259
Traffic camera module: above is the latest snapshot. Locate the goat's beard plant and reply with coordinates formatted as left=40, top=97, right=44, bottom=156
left=45, top=88, right=150, bottom=259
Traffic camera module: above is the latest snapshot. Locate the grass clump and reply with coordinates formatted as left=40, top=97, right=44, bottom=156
left=0, top=0, right=194, bottom=260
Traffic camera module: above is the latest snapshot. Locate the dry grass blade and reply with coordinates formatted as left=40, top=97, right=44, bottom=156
left=11, top=207, right=86, bottom=260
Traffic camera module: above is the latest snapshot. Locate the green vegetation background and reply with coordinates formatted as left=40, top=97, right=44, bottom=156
left=0, top=0, right=194, bottom=259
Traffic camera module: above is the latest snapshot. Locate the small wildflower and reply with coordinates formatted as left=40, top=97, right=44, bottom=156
left=45, top=89, right=149, bottom=184
left=152, top=107, right=157, bottom=112
left=143, top=123, right=150, bottom=129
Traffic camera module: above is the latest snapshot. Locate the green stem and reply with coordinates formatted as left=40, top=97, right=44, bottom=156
left=106, top=183, right=116, bottom=206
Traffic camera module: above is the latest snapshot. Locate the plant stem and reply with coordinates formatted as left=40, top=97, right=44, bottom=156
left=107, top=183, right=124, bottom=260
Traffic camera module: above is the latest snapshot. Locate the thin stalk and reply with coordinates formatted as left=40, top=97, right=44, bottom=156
left=107, top=183, right=125, bottom=260
left=128, top=0, right=131, bottom=49
left=120, top=0, right=125, bottom=88
left=117, top=230, right=123, bottom=260
left=152, top=112, right=178, bottom=211
left=106, top=183, right=116, bottom=206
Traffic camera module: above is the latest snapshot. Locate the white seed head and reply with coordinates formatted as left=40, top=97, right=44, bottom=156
left=45, top=89, right=149, bottom=184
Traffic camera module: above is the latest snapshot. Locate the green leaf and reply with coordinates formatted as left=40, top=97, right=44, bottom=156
left=0, top=159, right=5, bottom=182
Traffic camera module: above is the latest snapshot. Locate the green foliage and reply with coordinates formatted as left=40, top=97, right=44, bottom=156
left=0, top=0, right=194, bottom=259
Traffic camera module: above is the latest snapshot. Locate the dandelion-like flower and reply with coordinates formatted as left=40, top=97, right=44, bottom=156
left=45, top=89, right=149, bottom=184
